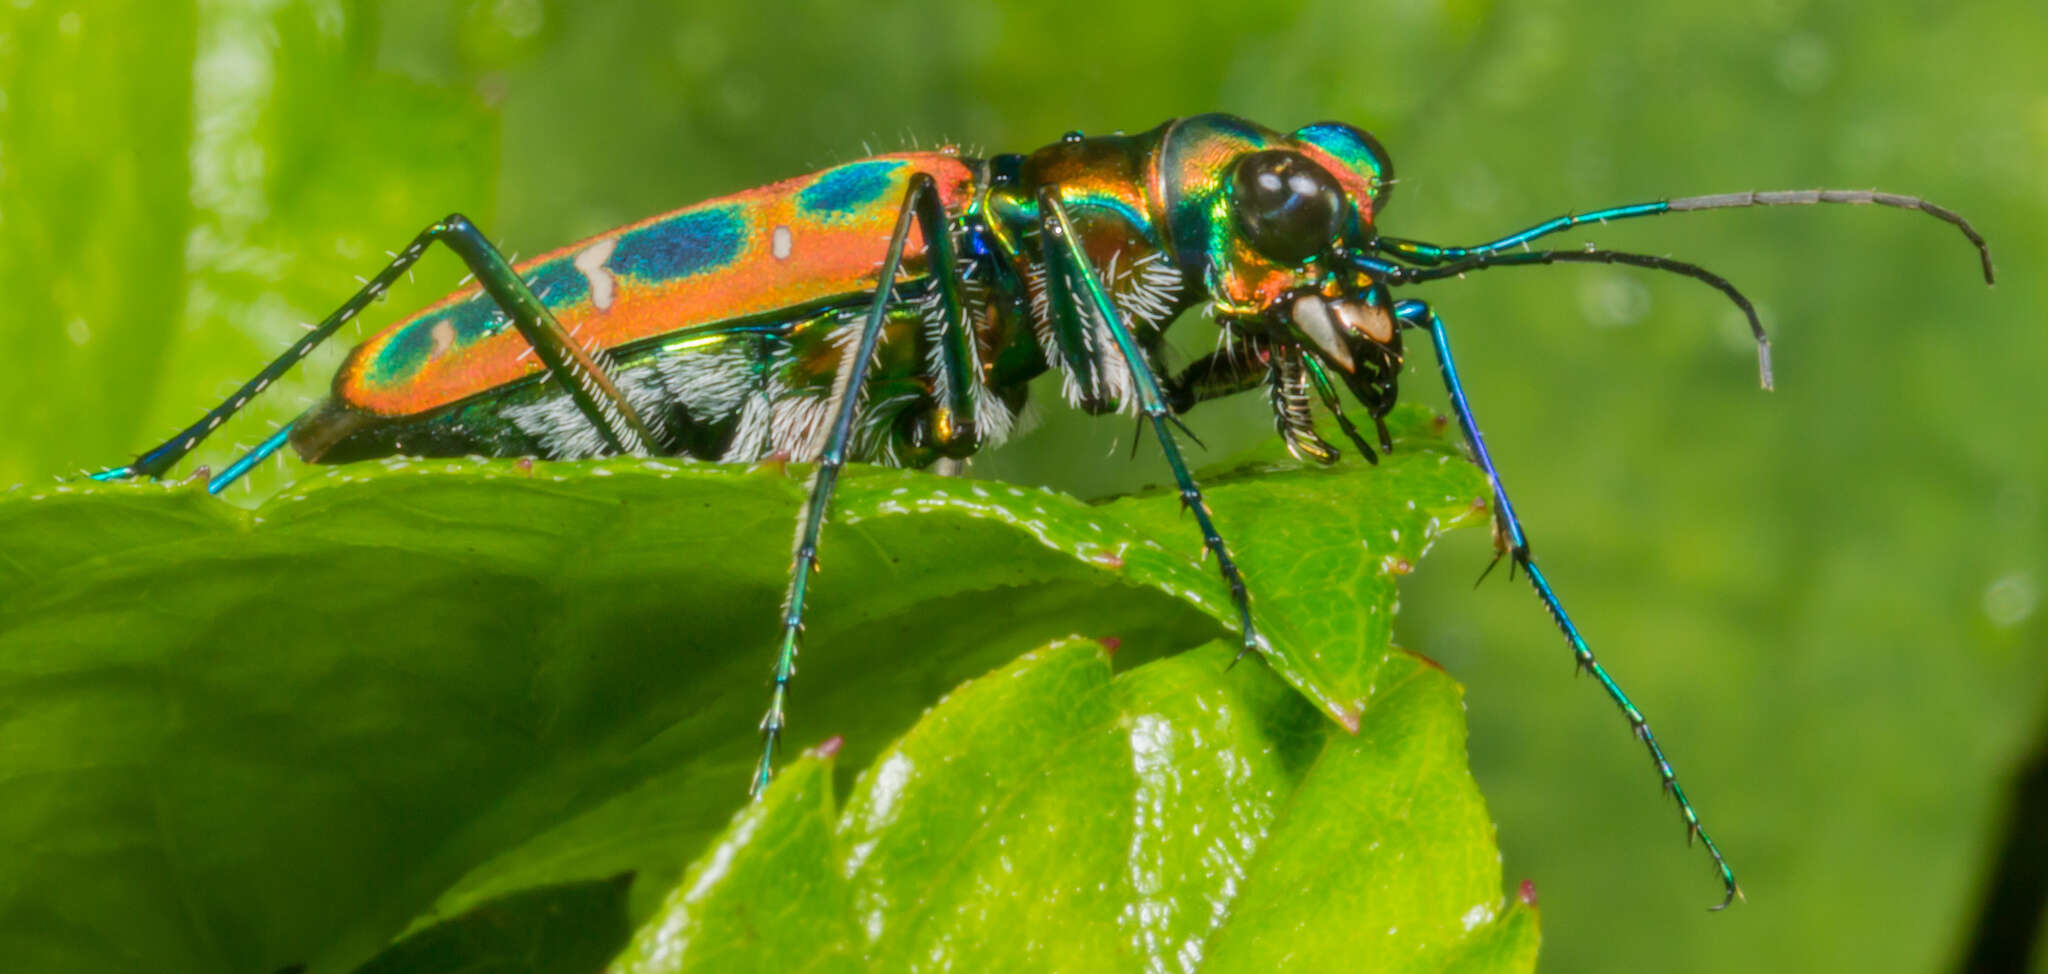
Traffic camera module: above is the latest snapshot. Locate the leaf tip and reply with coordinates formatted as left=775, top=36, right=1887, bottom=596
left=1517, top=879, right=1539, bottom=907
left=809, top=735, right=844, bottom=759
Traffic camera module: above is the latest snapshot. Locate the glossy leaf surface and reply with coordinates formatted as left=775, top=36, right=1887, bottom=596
left=0, top=408, right=1497, bottom=971
left=614, top=640, right=1539, bottom=973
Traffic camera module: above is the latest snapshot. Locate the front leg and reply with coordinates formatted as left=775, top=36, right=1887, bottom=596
left=1167, top=333, right=1265, bottom=413
left=1170, top=335, right=1378, bottom=465
left=1395, top=296, right=1741, bottom=909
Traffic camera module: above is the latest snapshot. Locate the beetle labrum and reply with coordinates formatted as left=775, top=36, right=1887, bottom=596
left=87, top=114, right=1993, bottom=908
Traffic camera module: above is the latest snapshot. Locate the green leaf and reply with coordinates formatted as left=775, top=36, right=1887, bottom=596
left=0, top=0, right=498, bottom=486
left=0, top=407, right=1507, bottom=972
left=351, top=874, right=634, bottom=974
left=612, top=640, right=1539, bottom=973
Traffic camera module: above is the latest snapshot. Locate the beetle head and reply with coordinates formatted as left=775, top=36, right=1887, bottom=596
left=1159, top=116, right=1404, bottom=452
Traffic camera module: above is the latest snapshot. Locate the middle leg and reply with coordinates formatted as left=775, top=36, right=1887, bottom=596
left=1036, top=187, right=1261, bottom=661
left=752, top=172, right=973, bottom=796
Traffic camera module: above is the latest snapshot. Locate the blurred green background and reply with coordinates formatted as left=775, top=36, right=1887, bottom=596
left=1, top=0, right=2042, bottom=971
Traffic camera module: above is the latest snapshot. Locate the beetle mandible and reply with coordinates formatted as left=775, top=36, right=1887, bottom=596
left=87, top=114, right=1995, bottom=908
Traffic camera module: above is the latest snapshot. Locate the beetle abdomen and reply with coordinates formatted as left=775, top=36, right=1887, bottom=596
left=333, top=153, right=981, bottom=422
left=296, top=300, right=960, bottom=466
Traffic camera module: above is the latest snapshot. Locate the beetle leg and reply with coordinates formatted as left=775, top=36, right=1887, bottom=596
left=91, top=214, right=656, bottom=491
left=1037, top=188, right=1261, bottom=662
left=754, top=173, right=951, bottom=797
left=428, top=215, right=658, bottom=458
left=1032, top=210, right=1109, bottom=413
left=1395, top=296, right=1742, bottom=910
left=1170, top=337, right=1371, bottom=465
left=1297, top=352, right=1379, bottom=464
left=900, top=174, right=984, bottom=462
left=206, top=424, right=297, bottom=497
left=1168, top=329, right=1271, bottom=413
left=1266, top=347, right=1342, bottom=465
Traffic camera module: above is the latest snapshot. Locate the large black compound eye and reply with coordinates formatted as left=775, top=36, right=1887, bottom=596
left=1229, top=150, right=1344, bottom=265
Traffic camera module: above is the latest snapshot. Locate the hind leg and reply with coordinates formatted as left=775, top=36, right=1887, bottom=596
left=94, top=214, right=656, bottom=490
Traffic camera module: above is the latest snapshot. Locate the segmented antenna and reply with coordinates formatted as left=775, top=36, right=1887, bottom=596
left=1667, top=189, right=1994, bottom=284
left=1375, top=248, right=1776, bottom=389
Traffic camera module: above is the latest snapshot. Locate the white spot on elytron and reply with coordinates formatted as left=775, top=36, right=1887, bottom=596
left=772, top=225, right=794, bottom=260
left=429, top=321, right=457, bottom=358
left=574, top=238, right=619, bottom=311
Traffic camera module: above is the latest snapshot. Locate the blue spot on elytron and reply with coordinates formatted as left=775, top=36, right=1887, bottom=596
left=798, top=161, right=901, bottom=217
left=523, top=257, right=590, bottom=308
left=609, top=206, right=745, bottom=282
left=369, top=298, right=503, bottom=385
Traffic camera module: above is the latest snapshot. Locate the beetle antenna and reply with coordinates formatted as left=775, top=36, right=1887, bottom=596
left=1366, top=248, right=1775, bottom=390
left=1665, top=190, right=1993, bottom=284
left=1377, top=188, right=1992, bottom=285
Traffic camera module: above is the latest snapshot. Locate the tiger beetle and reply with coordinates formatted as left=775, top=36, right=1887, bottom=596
left=85, top=114, right=1994, bottom=909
